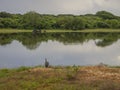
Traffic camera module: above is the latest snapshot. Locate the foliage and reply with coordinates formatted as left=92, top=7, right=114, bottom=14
left=65, top=65, right=79, bottom=80
left=96, top=11, right=116, bottom=19
left=0, top=12, right=13, bottom=18
left=0, top=11, right=120, bottom=30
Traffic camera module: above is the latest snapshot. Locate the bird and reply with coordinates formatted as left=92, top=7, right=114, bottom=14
left=45, top=58, right=49, bottom=68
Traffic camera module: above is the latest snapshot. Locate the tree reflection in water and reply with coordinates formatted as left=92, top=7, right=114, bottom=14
left=0, top=32, right=120, bottom=50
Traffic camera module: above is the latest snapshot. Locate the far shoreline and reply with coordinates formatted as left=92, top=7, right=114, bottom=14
left=1, top=28, right=120, bottom=34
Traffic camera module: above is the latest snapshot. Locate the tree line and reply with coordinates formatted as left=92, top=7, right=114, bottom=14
left=0, top=11, right=120, bottom=30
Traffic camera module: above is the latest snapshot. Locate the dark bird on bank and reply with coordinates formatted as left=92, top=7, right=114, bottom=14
left=45, top=58, right=49, bottom=68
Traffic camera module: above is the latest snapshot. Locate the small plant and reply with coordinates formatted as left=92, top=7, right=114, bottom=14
left=72, top=65, right=79, bottom=73
left=65, top=65, right=79, bottom=80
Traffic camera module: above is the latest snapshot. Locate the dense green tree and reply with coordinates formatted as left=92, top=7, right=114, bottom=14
left=0, top=18, right=19, bottom=28
left=70, top=17, right=85, bottom=30
left=0, top=12, right=13, bottom=18
left=83, top=15, right=102, bottom=29
left=105, top=19, right=120, bottom=28
left=0, top=11, right=120, bottom=30
left=0, top=18, right=4, bottom=28
left=96, top=21, right=110, bottom=28
left=21, top=11, right=41, bottom=29
left=39, top=15, right=56, bottom=29
left=96, top=11, right=115, bottom=19
left=55, top=17, right=72, bottom=29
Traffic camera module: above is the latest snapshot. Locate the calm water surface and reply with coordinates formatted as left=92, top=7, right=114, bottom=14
left=0, top=32, right=120, bottom=68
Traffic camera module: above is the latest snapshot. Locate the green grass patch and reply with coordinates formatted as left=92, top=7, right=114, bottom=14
left=43, top=29, right=120, bottom=33
left=15, top=66, right=32, bottom=72
left=0, top=69, right=9, bottom=78
left=0, top=29, right=32, bottom=33
left=0, top=28, right=120, bottom=33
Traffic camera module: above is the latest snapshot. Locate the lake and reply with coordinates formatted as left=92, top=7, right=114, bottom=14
left=0, top=32, right=120, bottom=68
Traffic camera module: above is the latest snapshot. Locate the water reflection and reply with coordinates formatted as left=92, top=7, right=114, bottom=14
left=0, top=32, right=120, bottom=68
left=0, top=32, right=120, bottom=49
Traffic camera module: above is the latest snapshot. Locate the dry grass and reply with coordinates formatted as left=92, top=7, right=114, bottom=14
left=0, top=66, right=120, bottom=90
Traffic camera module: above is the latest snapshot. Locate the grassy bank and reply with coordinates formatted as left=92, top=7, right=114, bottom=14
left=45, top=29, right=120, bottom=33
left=1, top=29, right=120, bottom=33
left=0, top=29, right=32, bottom=33
left=0, top=66, right=120, bottom=90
